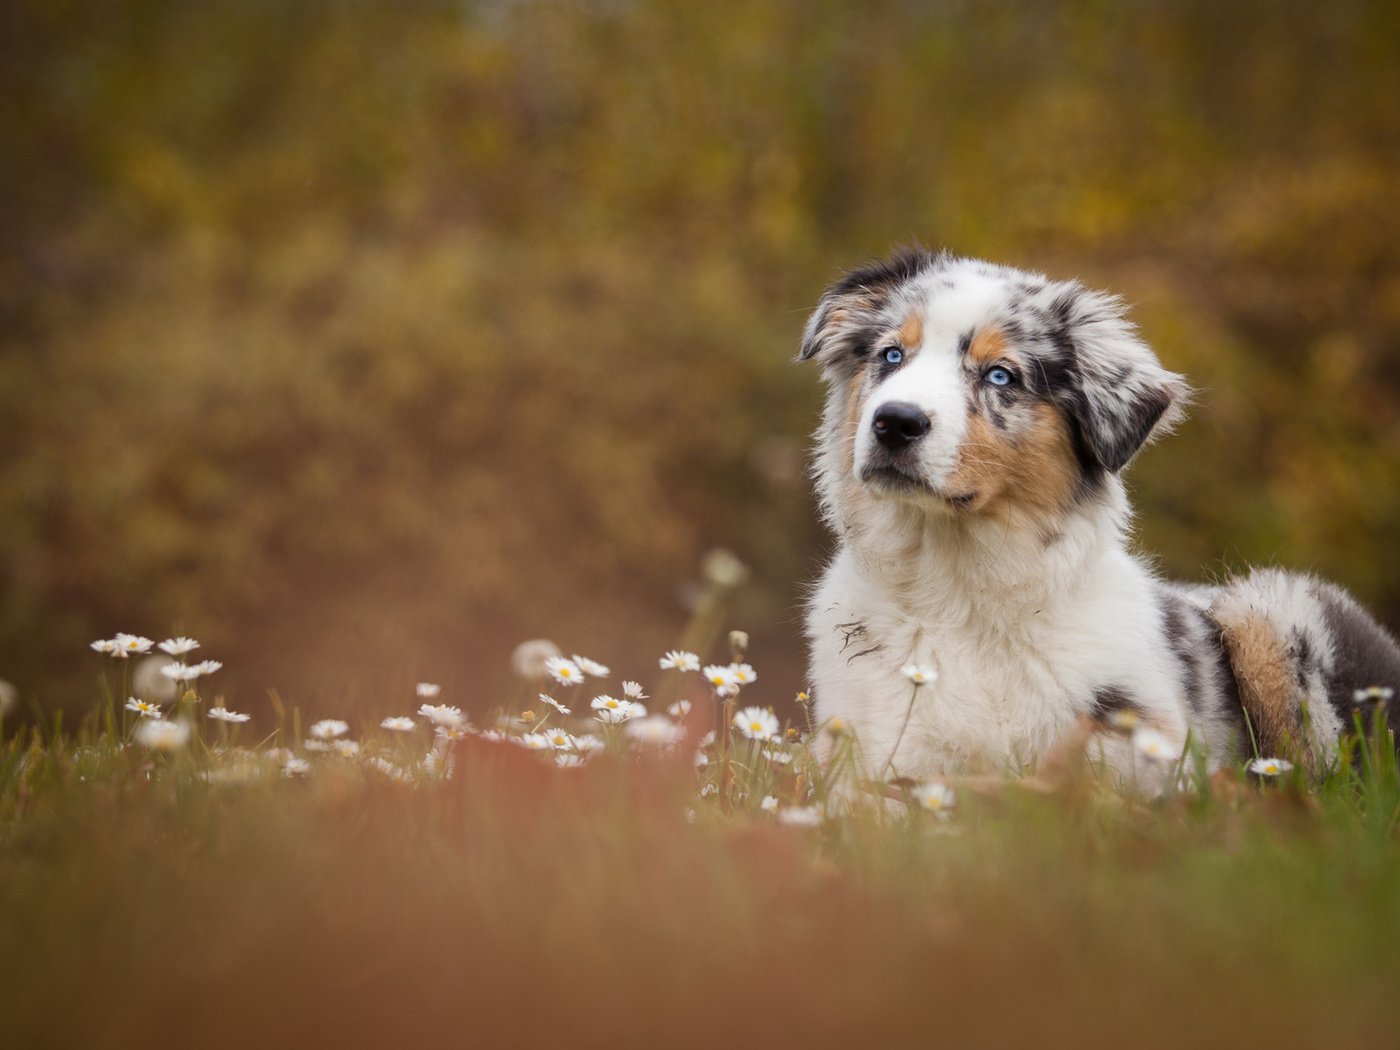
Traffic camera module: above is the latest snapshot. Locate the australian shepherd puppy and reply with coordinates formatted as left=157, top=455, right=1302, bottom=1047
left=800, top=248, right=1400, bottom=784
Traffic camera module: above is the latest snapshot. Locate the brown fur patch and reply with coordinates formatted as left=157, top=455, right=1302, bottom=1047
left=840, top=362, right=869, bottom=465
left=898, top=312, right=924, bottom=352
left=1007, top=404, right=1079, bottom=518
left=967, top=327, right=1009, bottom=367
left=1217, top=612, right=1309, bottom=765
left=947, top=402, right=1077, bottom=528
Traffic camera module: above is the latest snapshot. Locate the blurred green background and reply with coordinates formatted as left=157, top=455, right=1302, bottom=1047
left=3, top=0, right=1398, bottom=721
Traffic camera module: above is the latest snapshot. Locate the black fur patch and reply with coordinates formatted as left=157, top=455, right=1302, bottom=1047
left=1090, top=686, right=1141, bottom=721
left=799, top=247, right=946, bottom=363
left=1160, top=592, right=1203, bottom=713
left=1209, top=624, right=1248, bottom=751
left=1037, top=294, right=1171, bottom=474
left=1013, top=336, right=1108, bottom=503
left=825, top=247, right=943, bottom=303
left=1087, top=387, right=1172, bottom=474
left=1160, top=588, right=1250, bottom=755
left=1314, top=585, right=1400, bottom=734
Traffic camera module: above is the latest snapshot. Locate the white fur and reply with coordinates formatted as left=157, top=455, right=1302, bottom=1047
left=807, top=485, right=1206, bottom=781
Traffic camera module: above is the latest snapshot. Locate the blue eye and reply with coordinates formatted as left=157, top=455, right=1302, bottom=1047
left=883, top=347, right=903, bottom=365
left=986, top=367, right=1014, bottom=387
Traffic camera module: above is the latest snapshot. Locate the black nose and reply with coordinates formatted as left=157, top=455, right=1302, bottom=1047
left=872, top=402, right=931, bottom=449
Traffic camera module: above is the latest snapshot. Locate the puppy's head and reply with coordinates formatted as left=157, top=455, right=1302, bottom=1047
left=800, top=250, right=1188, bottom=529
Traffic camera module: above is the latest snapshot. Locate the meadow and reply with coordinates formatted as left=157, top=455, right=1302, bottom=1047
left=5, top=3, right=1400, bottom=1046
left=4, top=623, right=1400, bottom=1048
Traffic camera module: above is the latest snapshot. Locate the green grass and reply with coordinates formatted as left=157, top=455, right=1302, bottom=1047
left=3, top=667, right=1400, bottom=1049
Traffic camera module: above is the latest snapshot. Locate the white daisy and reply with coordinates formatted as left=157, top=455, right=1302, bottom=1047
left=573, top=655, right=610, bottom=677
left=702, top=548, right=749, bottom=587
left=901, top=664, right=938, bottom=685
left=538, top=693, right=572, bottom=715
left=625, top=716, right=686, bottom=746
left=135, top=718, right=190, bottom=751
left=302, top=740, right=332, bottom=752
left=1132, top=727, right=1176, bottom=762
left=1353, top=686, right=1395, bottom=704
left=621, top=680, right=648, bottom=700
left=667, top=699, right=692, bottom=718
left=511, top=638, right=564, bottom=679
left=911, top=782, right=956, bottom=817
left=728, top=663, right=758, bottom=686
left=1248, top=757, right=1294, bottom=777
left=422, top=749, right=450, bottom=776
left=435, top=724, right=473, bottom=742
left=160, top=660, right=221, bottom=682
left=417, top=703, right=465, bottom=729
left=124, top=698, right=163, bottom=719
left=309, top=719, right=350, bottom=740
left=762, top=747, right=793, bottom=766
left=157, top=637, right=201, bottom=656
left=415, top=682, right=442, bottom=698
left=282, top=757, right=311, bottom=777
left=573, top=734, right=605, bottom=753
left=595, top=701, right=645, bottom=724
left=129, top=657, right=179, bottom=704
left=545, top=657, right=585, bottom=686
left=703, top=665, right=738, bottom=694
left=90, top=638, right=119, bottom=655
left=591, top=694, right=625, bottom=713
left=777, top=806, right=823, bottom=827
left=207, top=708, right=250, bottom=723
left=556, top=753, right=586, bottom=768
left=760, top=795, right=779, bottom=813
left=381, top=716, right=417, bottom=733
left=114, top=634, right=154, bottom=656
left=333, top=740, right=361, bottom=759
left=660, top=650, right=701, bottom=672
left=734, top=706, right=779, bottom=741
left=518, top=733, right=552, bottom=751
left=543, top=727, right=576, bottom=750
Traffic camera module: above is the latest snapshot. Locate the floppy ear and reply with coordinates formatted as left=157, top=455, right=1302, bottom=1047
left=798, top=248, right=942, bottom=371
left=1050, top=286, right=1191, bottom=473
left=797, top=293, right=880, bottom=374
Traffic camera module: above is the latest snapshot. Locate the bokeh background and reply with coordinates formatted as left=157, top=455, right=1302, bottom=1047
left=3, top=0, right=1398, bottom=723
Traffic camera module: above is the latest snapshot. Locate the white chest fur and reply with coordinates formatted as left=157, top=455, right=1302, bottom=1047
left=805, top=501, right=1191, bottom=780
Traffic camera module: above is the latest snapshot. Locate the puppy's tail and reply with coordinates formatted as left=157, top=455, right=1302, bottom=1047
left=1212, top=569, right=1400, bottom=771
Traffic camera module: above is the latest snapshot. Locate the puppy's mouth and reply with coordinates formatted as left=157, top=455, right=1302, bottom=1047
left=859, top=465, right=977, bottom=510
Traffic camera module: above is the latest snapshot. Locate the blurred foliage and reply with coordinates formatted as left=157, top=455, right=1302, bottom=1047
left=2, top=0, right=1398, bottom=718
